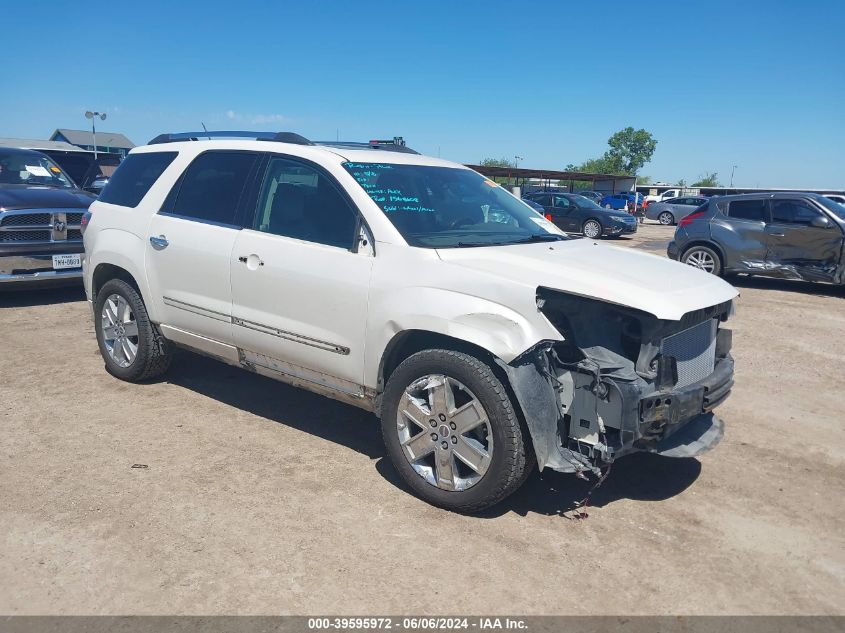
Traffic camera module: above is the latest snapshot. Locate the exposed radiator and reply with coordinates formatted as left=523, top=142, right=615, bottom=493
left=661, top=318, right=718, bottom=388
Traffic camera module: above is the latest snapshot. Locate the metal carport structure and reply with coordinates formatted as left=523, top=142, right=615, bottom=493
left=465, top=164, right=637, bottom=194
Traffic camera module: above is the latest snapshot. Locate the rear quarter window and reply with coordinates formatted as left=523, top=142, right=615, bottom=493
left=727, top=199, right=766, bottom=221
left=98, top=152, right=178, bottom=208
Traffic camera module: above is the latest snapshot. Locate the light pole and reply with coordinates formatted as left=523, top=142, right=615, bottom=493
left=85, top=111, right=107, bottom=159
left=730, top=165, right=738, bottom=188
left=514, top=155, right=523, bottom=188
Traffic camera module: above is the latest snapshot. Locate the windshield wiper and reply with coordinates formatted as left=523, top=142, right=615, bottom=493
left=510, top=233, right=568, bottom=243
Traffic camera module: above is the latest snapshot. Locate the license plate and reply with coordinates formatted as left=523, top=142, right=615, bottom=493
left=52, top=254, right=82, bottom=269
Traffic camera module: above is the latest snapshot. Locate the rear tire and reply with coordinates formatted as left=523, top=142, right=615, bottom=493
left=681, top=245, right=723, bottom=276
left=94, top=279, right=171, bottom=382
left=604, top=203, right=612, bottom=209
left=658, top=211, right=675, bottom=225
left=380, top=349, right=532, bottom=513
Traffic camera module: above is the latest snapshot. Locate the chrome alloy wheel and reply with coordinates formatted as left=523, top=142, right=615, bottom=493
left=583, top=220, right=602, bottom=238
left=658, top=211, right=674, bottom=225
left=684, top=249, right=716, bottom=273
left=101, top=293, right=139, bottom=368
left=396, top=374, right=493, bottom=492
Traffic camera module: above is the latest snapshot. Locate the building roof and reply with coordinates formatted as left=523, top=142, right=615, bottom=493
left=467, top=164, right=634, bottom=185
left=51, top=129, right=135, bottom=149
left=0, top=137, right=88, bottom=152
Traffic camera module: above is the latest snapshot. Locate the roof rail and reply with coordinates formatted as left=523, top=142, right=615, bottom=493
left=147, top=131, right=314, bottom=145
left=315, top=138, right=419, bottom=155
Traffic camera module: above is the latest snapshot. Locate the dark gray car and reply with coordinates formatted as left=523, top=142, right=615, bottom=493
left=525, top=192, right=638, bottom=238
left=667, top=192, right=845, bottom=282
left=646, top=196, right=709, bottom=225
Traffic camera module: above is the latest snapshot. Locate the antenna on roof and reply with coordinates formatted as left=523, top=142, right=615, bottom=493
left=201, top=122, right=210, bottom=140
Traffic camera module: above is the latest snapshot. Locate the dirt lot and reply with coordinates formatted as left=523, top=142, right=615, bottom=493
left=1, top=222, right=843, bottom=615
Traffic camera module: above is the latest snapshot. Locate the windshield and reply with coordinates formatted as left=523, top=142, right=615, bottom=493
left=0, top=151, right=75, bottom=188
left=569, top=194, right=603, bottom=210
left=343, top=162, right=569, bottom=247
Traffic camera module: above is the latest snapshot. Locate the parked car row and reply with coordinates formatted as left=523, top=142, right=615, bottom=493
left=523, top=191, right=637, bottom=237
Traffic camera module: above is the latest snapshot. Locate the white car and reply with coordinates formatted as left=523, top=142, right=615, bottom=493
left=82, top=131, right=738, bottom=512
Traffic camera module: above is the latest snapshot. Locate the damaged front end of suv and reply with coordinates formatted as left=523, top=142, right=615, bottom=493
left=498, top=288, right=735, bottom=476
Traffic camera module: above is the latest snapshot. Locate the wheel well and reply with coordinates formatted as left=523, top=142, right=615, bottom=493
left=379, top=331, right=500, bottom=391
left=92, top=263, right=140, bottom=301
left=375, top=330, right=532, bottom=450
left=681, top=241, right=725, bottom=268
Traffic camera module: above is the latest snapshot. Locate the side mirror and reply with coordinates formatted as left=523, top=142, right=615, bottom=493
left=811, top=215, right=831, bottom=229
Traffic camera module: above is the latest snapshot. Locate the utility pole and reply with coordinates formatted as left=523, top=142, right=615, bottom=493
left=730, top=165, right=738, bottom=188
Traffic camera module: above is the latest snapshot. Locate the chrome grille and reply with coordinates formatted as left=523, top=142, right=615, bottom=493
left=0, top=230, right=52, bottom=242
left=0, top=209, right=84, bottom=243
left=0, top=213, right=51, bottom=227
left=661, top=319, right=718, bottom=388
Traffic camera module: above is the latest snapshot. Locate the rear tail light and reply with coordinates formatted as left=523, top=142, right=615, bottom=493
left=80, top=210, right=92, bottom=235
left=545, top=213, right=553, bottom=221
left=679, top=210, right=706, bottom=227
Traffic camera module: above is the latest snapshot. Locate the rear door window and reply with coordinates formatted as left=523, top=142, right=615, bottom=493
left=98, top=152, right=178, bottom=207
left=166, top=151, right=258, bottom=226
left=727, top=199, right=766, bottom=221
left=553, top=196, right=571, bottom=209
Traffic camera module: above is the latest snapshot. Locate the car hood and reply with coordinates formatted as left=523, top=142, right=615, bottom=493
left=436, top=238, right=738, bottom=321
left=0, top=185, right=96, bottom=211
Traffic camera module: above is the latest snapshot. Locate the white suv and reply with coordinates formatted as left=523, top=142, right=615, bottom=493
left=82, top=131, right=738, bottom=512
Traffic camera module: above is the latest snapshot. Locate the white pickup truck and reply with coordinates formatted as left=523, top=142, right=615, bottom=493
left=643, top=188, right=699, bottom=205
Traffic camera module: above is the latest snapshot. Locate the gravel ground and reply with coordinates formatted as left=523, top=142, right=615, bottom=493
left=1, top=222, right=843, bottom=615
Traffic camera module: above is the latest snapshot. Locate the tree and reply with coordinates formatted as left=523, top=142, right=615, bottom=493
left=692, top=172, right=720, bottom=187
left=565, top=127, right=657, bottom=177
left=677, top=178, right=688, bottom=188
left=479, top=157, right=514, bottom=168
left=605, top=127, right=658, bottom=174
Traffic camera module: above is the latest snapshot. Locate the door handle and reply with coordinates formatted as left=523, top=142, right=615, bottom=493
left=769, top=232, right=785, bottom=237
left=149, top=235, right=169, bottom=248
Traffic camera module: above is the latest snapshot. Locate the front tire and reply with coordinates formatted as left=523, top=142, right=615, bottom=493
left=658, top=211, right=675, bottom=225
left=681, top=245, right=723, bottom=276
left=583, top=219, right=603, bottom=238
left=380, top=349, right=532, bottom=513
left=604, top=203, right=612, bottom=209
left=94, top=279, right=171, bottom=381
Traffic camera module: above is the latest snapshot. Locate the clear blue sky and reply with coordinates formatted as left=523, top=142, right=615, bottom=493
left=3, top=1, right=843, bottom=188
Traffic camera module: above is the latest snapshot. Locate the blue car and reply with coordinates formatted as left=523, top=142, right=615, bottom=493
left=600, top=192, right=642, bottom=210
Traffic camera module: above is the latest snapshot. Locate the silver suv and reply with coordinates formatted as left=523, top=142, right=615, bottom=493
left=669, top=192, right=845, bottom=282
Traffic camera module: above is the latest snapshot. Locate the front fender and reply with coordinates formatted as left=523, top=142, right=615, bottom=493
left=363, top=286, right=561, bottom=388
